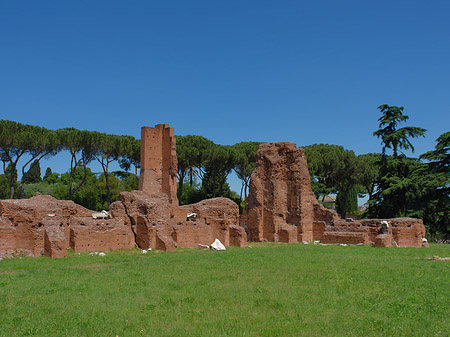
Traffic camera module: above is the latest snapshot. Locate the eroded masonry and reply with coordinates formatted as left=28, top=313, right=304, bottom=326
left=242, top=142, right=426, bottom=247
left=0, top=125, right=427, bottom=259
left=138, top=124, right=178, bottom=205
left=0, top=124, right=247, bottom=258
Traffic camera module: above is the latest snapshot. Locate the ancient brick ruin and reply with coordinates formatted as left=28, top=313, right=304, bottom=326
left=0, top=195, right=136, bottom=258
left=138, top=124, right=178, bottom=205
left=0, top=124, right=247, bottom=258
left=0, top=127, right=428, bottom=259
left=242, top=142, right=427, bottom=247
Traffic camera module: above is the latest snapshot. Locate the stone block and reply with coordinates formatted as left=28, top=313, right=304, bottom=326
left=278, top=224, right=297, bottom=243
left=44, top=226, right=68, bottom=258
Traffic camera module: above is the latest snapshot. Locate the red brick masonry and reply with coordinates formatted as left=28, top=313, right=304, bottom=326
left=242, top=142, right=426, bottom=247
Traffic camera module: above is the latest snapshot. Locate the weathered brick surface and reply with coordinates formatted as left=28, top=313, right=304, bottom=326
left=229, top=225, right=248, bottom=247
left=374, top=234, right=394, bottom=248
left=44, top=225, right=68, bottom=258
left=321, top=232, right=370, bottom=245
left=138, top=124, right=178, bottom=205
left=118, top=191, right=245, bottom=250
left=243, top=142, right=427, bottom=247
left=243, top=142, right=339, bottom=242
left=69, top=218, right=135, bottom=253
left=0, top=123, right=248, bottom=258
left=278, top=224, right=298, bottom=243
left=0, top=195, right=89, bottom=258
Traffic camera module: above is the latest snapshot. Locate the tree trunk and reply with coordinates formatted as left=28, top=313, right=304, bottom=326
left=9, top=183, right=14, bottom=199
left=8, top=163, right=16, bottom=199
left=177, top=171, right=185, bottom=201
left=106, top=171, right=110, bottom=207
left=69, top=156, right=75, bottom=199
left=71, top=160, right=88, bottom=199
left=102, top=163, right=111, bottom=207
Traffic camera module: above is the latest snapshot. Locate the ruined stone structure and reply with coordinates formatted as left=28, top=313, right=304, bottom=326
left=0, top=192, right=246, bottom=258
left=0, top=129, right=427, bottom=259
left=110, top=191, right=246, bottom=252
left=0, top=124, right=247, bottom=258
left=0, top=195, right=135, bottom=258
left=139, top=124, right=178, bottom=205
left=243, top=142, right=426, bottom=247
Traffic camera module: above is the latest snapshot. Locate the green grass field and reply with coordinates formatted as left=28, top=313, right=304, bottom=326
left=1, top=243, right=449, bottom=337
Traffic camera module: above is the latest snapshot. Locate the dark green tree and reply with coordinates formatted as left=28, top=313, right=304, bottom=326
left=95, top=133, right=134, bottom=206
left=0, top=121, right=33, bottom=198
left=371, top=104, right=428, bottom=218
left=336, top=185, right=358, bottom=215
left=58, top=128, right=97, bottom=200
left=23, top=160, right=42, bottom=184
left=304, top=144, right=341, bottom=200
left=17, top=127, right=59, bottom=198
left=373, top=104, right=426, bottom=157
left=0, top=121, right=59, bottom=198
left=357, top=153, right=381, bottom=201
left=43, top=167, right=60, bottom=184
left=0, top=164, right=18, bottom=199
left=233, top=141, right=261, bottom=203
left=370, top=155, right=429, bottom=218
left=43, top=167, right=53, bottom=180
left=119, top=138, right=141, bottom=175
left=420, top=131, right=450, bottom=241
left=304, top=144, right=359, bottom=218
left=200, top=145, right=237, bottom=199
left=0, top=174, right=11, bottom=199
left=176, top=135, right=214, bottom=201
left=356, top=153, right=382, bottom=214
left=421, top=132, right=450, bottom=172
left=332, top=149, right=360, bottom=219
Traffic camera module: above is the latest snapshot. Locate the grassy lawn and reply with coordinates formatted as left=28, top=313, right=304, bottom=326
left=1, top=243, right=449, bottom=337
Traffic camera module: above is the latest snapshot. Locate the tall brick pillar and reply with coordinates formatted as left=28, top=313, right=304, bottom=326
left=138, top=124, right=178, bottom=205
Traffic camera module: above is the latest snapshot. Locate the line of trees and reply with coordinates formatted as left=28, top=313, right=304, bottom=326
left=1, top=108, right=449, bottom=241
left=176, top=136, right=260, bottom=207
left=0, top=120, right=140, bottom=205
left=0, top=120, right=261, bottom=210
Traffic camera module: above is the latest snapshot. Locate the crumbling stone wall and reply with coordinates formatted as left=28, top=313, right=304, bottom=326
left=244, top=142, right=340, bottom=243
left=243, top=142, right=426, bottom=247
left=138, top=124, right=178, bottom=205
left=0, top=123, right=248, bottom=258
left=0, top=195, right=137, bottom=258
left=0, top=190, right=247, bottom=258
left=114, top=191, right=247, bottom=251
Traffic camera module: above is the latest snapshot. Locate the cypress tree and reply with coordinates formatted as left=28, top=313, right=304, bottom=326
left=24, top=160, right=42, bottom=184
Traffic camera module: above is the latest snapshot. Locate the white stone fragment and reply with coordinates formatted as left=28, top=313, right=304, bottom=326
left=210, top=239, right=226, bottom=251
left=99, top=252, right=106, bottom=257
left=92, top=210, right=111, bottom=219
left=187, top=212, right=197, bottom=221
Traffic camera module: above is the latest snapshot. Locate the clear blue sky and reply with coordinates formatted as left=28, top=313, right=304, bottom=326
left=1, top=1, right=449, bottom=192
